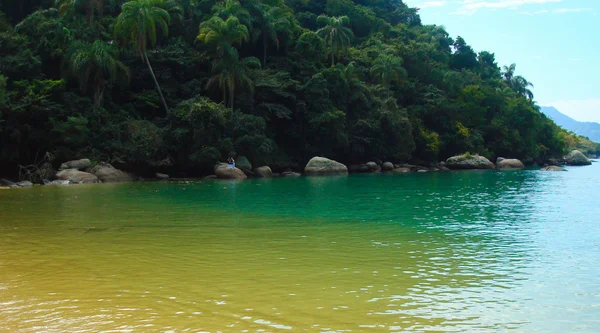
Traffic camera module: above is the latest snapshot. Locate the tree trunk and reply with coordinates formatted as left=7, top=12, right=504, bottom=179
left=143, top=52, right=170, bottom=114
left=230, top=86, right=235, bottom=111
left=263, top=35, right=268, bottom=66
left=223, top=89, right=227, bottom=106
left=331, top=43, right=335, bottom=66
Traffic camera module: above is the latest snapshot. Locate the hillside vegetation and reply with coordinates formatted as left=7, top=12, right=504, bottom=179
left=0, top=0, right=579, bottom=177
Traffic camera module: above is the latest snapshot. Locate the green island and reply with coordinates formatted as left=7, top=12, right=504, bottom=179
left=0, top=0, right=598, bottom=183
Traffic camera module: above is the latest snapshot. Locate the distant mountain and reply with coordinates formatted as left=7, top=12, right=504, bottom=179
left=540, top=106, right=600, bottom=142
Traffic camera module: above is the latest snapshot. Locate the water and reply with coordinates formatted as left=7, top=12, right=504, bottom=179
left=1, top=165, right=599, bottom=332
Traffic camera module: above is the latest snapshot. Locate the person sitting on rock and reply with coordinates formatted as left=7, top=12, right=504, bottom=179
left=227, top=157, right=235, bottom=169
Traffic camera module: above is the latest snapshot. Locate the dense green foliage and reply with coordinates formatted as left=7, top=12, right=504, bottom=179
left=0, top=0, right=583, bottom=177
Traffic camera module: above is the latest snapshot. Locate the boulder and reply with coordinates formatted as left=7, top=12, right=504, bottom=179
left=156, top=173, right=169, bottom=180
left=203, top=175, right=218, bottom=180
left=0, top=179, right=16, bottom=187
left=365, top=161, right=381, bottom=172
left=281, top=171, right=301, bottom=177
left=547, top=158, right=563, bottom=166
left=358, top=164, right=370, bottom=173
left=393, top=167, right=411, bottom=173
left=541, top=166, right=567, bottom=172
left=382, top=162, right=394, bottom=172
left=59, top=158, right=92, bottom=171
left=565, top=150, right=591, bottom=166
left=56, top=169, right=98, bottom=184
left=44, top=179, right=71, bottom=185
left=304, top=157, right=348, bottom=176
left=446, top=154, right=495, bottom=170
left=496, top=157, right=505, bottom=164
left=88, top=162, right=134, bottom=183
left=17, top=181, right=33, bottom=187
left=496, top=158, right=525, bottom=170
left=236, top=156, right=253, bottom=172
left=254, top=166, right=273, bottom=178
left=214, top=163, right=247, bottom=179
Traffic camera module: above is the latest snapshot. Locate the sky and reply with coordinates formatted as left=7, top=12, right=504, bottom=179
left=402, top=0, right=600, bottom=123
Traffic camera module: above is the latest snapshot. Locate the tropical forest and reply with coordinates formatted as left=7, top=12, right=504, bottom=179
left=0, top=0, right=596, bottom=178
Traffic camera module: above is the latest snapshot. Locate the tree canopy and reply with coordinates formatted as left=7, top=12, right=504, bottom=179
left=0, top=0, right=585, bottom=178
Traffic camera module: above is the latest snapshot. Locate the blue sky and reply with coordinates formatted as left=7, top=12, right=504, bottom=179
left=402, top=0, right=600, bottom=122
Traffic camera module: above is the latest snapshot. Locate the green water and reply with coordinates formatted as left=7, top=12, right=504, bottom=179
left=1, top=165, right=599, bottom=332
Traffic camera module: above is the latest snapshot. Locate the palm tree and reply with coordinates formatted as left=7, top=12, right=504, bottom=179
left=212, top=0, right=252, bottom=28
left=502, top=63, right=534, bottom=100
left=56, top=0, right=104, bottom=23
left=207, top=48, right=261, bottom=110
left=370, top=54, right=407, bottom=98
left=64, top=40, right=129, bottom=106
left=316, top=15, right=353, bottom=66
left=254, top=5, right=292, bottom=65
left=197, top=15, right=249, bottom=58
left=114, top=0, right=171, bottom=113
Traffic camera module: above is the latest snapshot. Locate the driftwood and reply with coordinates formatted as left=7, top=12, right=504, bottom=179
left=18, top=152, right=55, bottom=183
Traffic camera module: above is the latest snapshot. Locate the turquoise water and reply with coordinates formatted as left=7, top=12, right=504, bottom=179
left=0, top=165, right=599, bottom=332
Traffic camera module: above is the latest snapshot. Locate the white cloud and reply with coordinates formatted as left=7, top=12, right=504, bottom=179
left=547, top=99, right=600, bottom=123
left=451, top=0, right=563, bottom=15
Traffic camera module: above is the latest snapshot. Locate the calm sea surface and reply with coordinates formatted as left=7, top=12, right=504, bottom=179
left=1, top=164, right=599, bottom=332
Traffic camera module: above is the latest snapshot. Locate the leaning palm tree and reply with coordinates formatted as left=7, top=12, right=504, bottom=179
left=502, top=63, right=534, bottom=100
left=197, top=15, right=249, bottom=58
left=114, top=0, right=171, bottom=113
left=254, top=5, right=292, bottom=65
left=370, top=54, right=407, bottom=98
left=206, top=48, right=261, bottom=110
left=64, top=40, right=129, bottom=106
left=316, top=15, right=353, bottom=66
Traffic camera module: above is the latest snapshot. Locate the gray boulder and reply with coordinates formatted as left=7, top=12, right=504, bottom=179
left=203, top=175, right=218, bottom=180
left=304, top=157, right=348, bottom=176
left=60, top=158, right=92, bottom=170
left=446, top=154, right=495, bottom=170
left=45, top=179, right=71, bottom=185
left=565, top=150, right=591, bottom=166
left=236, top=156, right=252, bottom=172
left=281, top=171, right=301, bottom=177
left=56, top=169, right=99, bottom=184
left=214, top=163, right=247, bottom=179
left=496, top=158, right=525, bottom=170
left=88, top=162, right=134, bottom=183
left=17, top=181, right=33, bottom=187
left=253, top=166, right=273, bottom=178
left=0, top=179, right=16, bottom=187
left=156, top=173, right=169, bottom=180
left=541, top=166, right=567, bottom=172
left=393, top=167, right=411, bottom=173
left=366, top=161, right=381, bottom=172
left=382, top=162, right=394, bottom=172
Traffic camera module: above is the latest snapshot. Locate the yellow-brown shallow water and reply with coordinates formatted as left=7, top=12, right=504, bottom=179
left=1, top=166, right=600, bottom=332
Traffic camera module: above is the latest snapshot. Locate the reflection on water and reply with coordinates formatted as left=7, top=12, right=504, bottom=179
left=1, top=165, right=599, bottom=332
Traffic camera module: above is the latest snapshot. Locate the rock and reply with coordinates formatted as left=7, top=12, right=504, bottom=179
left=281, top=171, right=301, bottom=177
left=304, top=157, right=348, bottom=176
left=46, top=179, right=71, bottom=185
left=496, top=157, right=506, bottom=164
left=0, top=179, right=16, bottom=187
left=236, top=156, right=252, bottom=172
left=541, top=166, right=567, bottom=172
left=16, top=181, right=33, bottom=187
left=59, top=158, right=92, bottom=171
left=365, top=161, right=381, bottom=172
left=348, top=164, right=361, bottom=173
left=382, top=162, right=394, bottom=172
left=56, top=169, right=99, bottom=184
left=156, top=173, right=169, bottom=180
left=358, top=164, right=370, bottom=173
left=393, top=167, right=411, bottom=173
left=496, top=158, right=525, bottom=170
left=203, top=175, right=218, bottom=180
left=214, top=163, right=247, bottom=179
left=446, top=154, right=495, bottom=170
left=547, top=158, right=562, bottom=165
left=565, top=150, right=591, bottom=166
left=417, top=170, right=428, bottom=173
left=254, top=166, right=273, bottom=178
left=88, top=162, right=134, bottom=183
